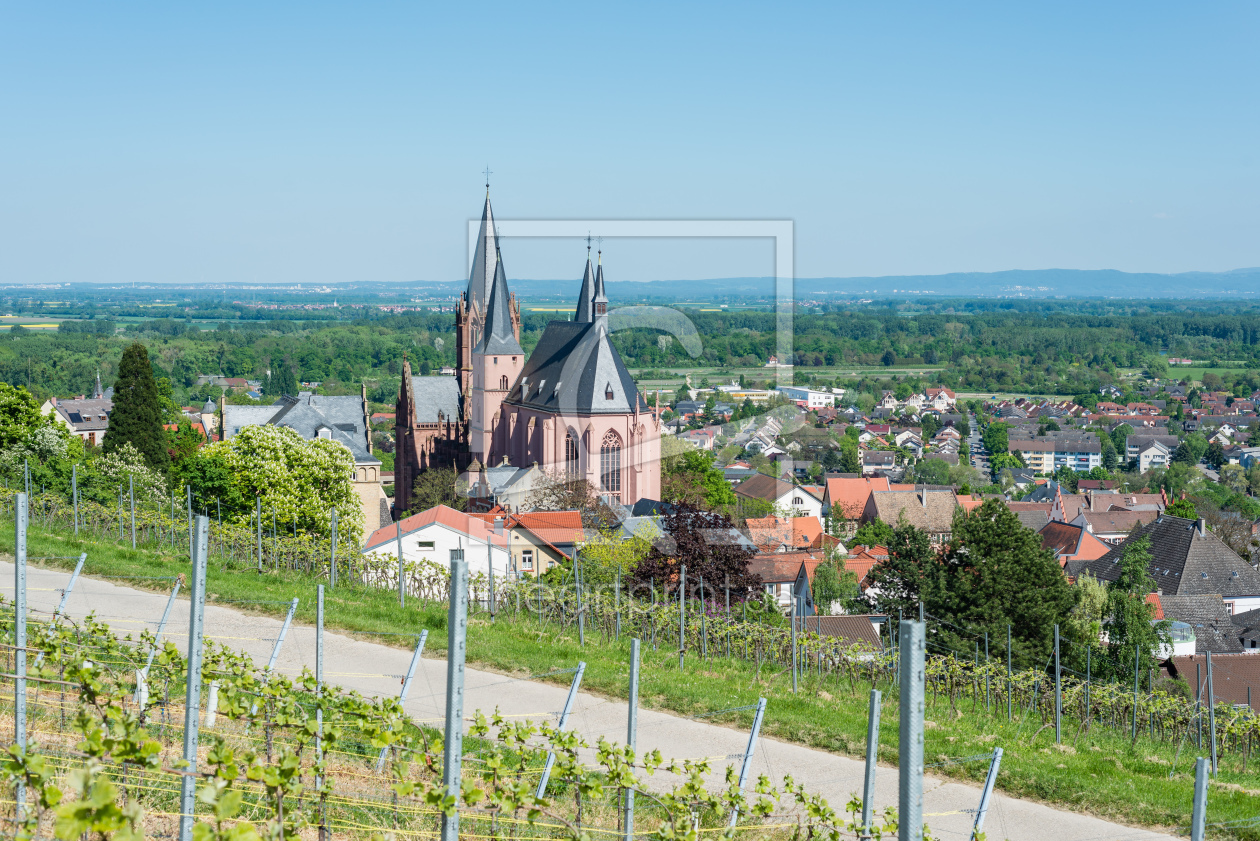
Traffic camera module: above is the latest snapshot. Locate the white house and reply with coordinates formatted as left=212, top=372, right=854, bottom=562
left=361, top=505, right=512, bottom=590
left=775, top=385, right=836, bottom=409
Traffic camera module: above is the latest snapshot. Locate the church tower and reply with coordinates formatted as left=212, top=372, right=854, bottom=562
left=470, top=245, right=525, bottom=464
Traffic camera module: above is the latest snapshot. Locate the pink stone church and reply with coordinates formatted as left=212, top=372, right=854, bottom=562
left=394, top=192, right=661, bottom=517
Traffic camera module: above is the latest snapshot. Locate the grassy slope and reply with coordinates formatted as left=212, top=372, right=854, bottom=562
left=6, top=521, right=1260, bottom=840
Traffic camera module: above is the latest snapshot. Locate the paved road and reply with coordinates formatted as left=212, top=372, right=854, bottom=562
left=2, top=561, right=1178, bottom=841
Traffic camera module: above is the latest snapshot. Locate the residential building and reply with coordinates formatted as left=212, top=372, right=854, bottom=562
left=775, top=385, right=835, bottom=409
left=823, top=476, right=891, bottom=535
left=222, top=388, right=387, bottom=532
left=1066, top=515, right=1260, bottom=615
left=747, top=553, right=820, bottom=614
left=745, top=515, right=830, bottom=553
left=40, top=374, right=113, bottom=445
left=861, top=449, right=898, bottom=476
left=861, top=488, right=959, bottom=544
left=1126, top=435, right=1180, bottom=470
left=1007, top=432, right=1102, bottom=473
left=469, top=509, right=584, bottom=574
left=732, top=474, right=823, bottom=520
left=1038, top=521, right=1111, bottom=566
left=1158, top=594, right=1243, bottom=655
left=361, top=504, right=511, bottom=590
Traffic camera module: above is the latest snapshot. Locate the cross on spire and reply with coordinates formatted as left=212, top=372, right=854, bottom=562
left=483, top=165, right=493, bottom=194
left=596, top=235, right=604, bottom=255
left=586, top=232, right=592, bottom=254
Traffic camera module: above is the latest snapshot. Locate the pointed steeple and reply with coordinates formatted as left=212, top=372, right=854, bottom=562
left=466, top=194, right=499, bottom=314
left=574, top=247, right=596, bottom=323
left=475, top=246, right=524, bottom=355
left=593, top=251, right=608, bottom=325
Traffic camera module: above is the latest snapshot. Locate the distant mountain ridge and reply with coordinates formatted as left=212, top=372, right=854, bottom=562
left=510, top=267, right=1260, bottom=299
left=36, top=267, right=1260, bottom=300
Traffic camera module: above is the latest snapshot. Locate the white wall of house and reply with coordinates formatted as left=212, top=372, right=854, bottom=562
left=777, top=487, right=823, bottom=522
left=363, top=522, right=511, bottom=581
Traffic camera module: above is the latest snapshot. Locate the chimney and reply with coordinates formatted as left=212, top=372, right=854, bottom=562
left=1197, top=518, right=1206, bottom=537
left=920, top=486, right=928, bottom=508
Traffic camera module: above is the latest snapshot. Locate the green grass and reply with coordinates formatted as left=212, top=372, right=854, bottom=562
left=6, top=520, right=1260, bottom=839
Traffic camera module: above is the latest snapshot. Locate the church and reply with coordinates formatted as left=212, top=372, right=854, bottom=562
left=394, top=192, right=661, bottom=518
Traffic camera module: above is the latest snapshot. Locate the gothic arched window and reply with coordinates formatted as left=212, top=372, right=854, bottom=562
left=565, top=431, right=579, bottom=477
left=600, top=430, right=622, bottom=499
left=500, top=375, right=509, bottom=390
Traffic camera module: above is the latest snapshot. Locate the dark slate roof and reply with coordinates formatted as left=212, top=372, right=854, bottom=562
left=1015, top=509, right=1050, bottom=531
left=1231, top=606, right=1260, bottom=629
left=466, top=194, right=499, bottom=314
left=1159, top=594, right=1243, bottom=654
left=409, top=376, right=462, bottom=424
left=1070, top=515, right=1260, bottom=598
left=733, top=473, right=794, bottom=503
left=574, top=256, right=596, bottom=323
left=474, top=251, right=523, bottom=355
left=224, top=393, right=379, bottom=465
left=267, top=393, right=378, bottom=464
left=504, top=320, right=646, bottom=415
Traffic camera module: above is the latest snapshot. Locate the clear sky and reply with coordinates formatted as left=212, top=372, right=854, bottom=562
left=2, top=2, right=1257, bottom=286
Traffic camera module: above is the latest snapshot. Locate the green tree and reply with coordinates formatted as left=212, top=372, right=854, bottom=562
left=0, top=383, right=51, bottom=450
left=1103, top=536, right=1169, bottom=680
left=920, top=414, right=941, bottom=440
left=1172, top=442, right=1195, bottom=466
left=981, top=422, right=1009, bottom=455
left=1205, top=441, right=1227, bottom=470
left=1110, top=423, right=1133, bottom=457
left=102, top=342, right=172, bottom=475
left=811, top=561, right=864, bottom=615
left=851, top=518, right=895, bottom=547
left=409, top=465, right=468, bottom=513
left=1165, top=497, right=1197, bottom=519
left=914, top=458, right=951, bottom=485
left=931, top=499, right=1079, bottom=668
left=1101, top=437, right=1119, bottom=471
left=839, top=438, right=861, bottom=473
left=271, top=358, right=299, bottom=398
left=864, top=521, right=934, bottom=616
left=663, top=450, right=736, bottom=511
left=193, top=424, right=363, bottom=542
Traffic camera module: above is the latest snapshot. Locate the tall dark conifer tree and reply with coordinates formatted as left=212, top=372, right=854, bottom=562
left=103, top=342, right=172, bottom=474
left=271, top=359, right=299, bottom=398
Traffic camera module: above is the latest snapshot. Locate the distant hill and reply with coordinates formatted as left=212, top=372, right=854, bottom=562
left=497, top=267, right=1260, bottom=300
left=40, top=267, right=1260, bottom=301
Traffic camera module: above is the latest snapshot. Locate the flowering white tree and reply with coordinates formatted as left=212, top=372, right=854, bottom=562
left=200, top=425, right=363, bottom=545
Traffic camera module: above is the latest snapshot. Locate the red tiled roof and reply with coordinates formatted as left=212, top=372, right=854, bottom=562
left=364, top=505, right=507, bottom=552
left=824, top=477, right=890, bottom=518
left=746, top=516, right=824, bottom=551
left=747, top=552, right=824, bottom=584
left=1146, top=593, right=1164, bottom=620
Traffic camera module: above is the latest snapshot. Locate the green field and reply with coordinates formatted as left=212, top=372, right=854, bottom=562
left=631, top=365, right=947, bottom=392
left=7, top=519, right=1260, bottom=839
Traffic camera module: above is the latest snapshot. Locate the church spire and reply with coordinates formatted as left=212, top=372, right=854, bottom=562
left=574, top=238, right=596, bottom=323
left=93, top=370, right=103, bottom=399
left=476, top=246, right=524, bottom=355
left=466, top=192, right=499, bottom=315
left=593, top=249, right=609, bottom=326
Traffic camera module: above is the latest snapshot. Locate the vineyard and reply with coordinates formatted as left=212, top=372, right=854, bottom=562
left=0, top=588, right=904, bottom=840
left=1, top=487, right=1256, bottom=838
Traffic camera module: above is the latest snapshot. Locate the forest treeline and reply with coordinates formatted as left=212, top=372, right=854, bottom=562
left=5, top=306, right=1260, bottom=407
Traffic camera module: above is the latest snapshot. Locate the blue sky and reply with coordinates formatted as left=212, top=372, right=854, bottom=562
left=2, top=2, right=1257, bottom=286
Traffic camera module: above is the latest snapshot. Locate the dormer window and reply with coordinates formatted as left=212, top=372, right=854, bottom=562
left=316, top=426, right=332, bottom=439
